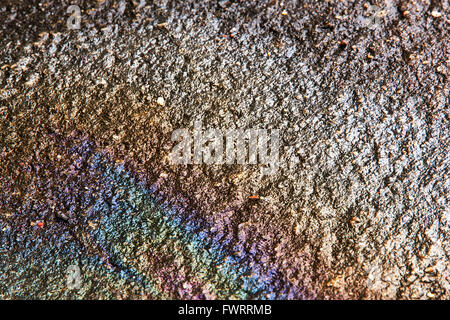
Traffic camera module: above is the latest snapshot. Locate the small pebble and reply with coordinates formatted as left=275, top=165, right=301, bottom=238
left=157, top=97, right=165, bottom=106
left=431, top=11, right=442, bottom=18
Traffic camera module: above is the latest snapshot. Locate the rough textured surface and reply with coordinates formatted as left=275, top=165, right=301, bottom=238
left=0, top=0, right=448, bottom=299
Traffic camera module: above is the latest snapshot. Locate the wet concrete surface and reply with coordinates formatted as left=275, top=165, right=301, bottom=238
left=0, top=0, right=448, bottom=299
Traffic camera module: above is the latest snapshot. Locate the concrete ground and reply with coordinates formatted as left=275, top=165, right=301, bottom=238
left=0, top=0, right=448, bottom=299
